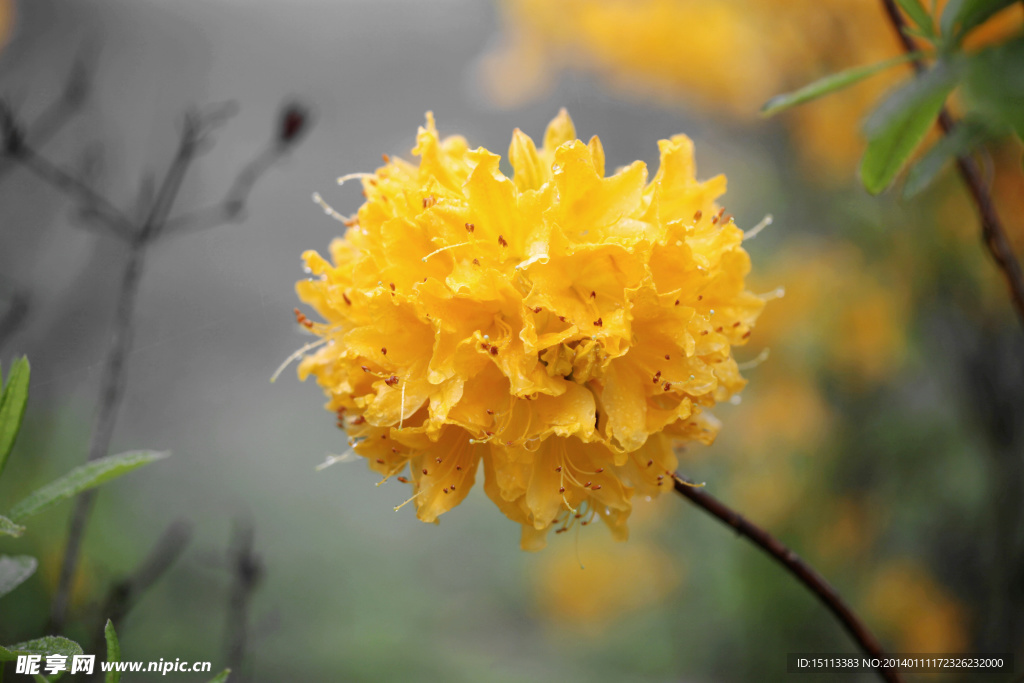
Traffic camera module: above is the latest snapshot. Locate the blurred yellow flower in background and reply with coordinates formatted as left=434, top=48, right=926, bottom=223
left=722, top=374, right=831, bottom=527
left=865, top=560, right=969, bottom=654
left=531, top=526, right=681, bottom=632
left=0, top=0, right=13, bottom=49
left=481, top=0, right=1023, bottom=179
left=813, top=497, right=876, bottom=567
left=295, top=110, right=763, bottom=549
left=751, top=241, right=909, bottom=386
left=479, top=0, right=793, bottom=114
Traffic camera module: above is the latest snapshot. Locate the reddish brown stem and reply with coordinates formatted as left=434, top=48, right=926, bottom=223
left=673, top=477, right=902, bottom=683
left=880, top=0, right=1024, bottom=330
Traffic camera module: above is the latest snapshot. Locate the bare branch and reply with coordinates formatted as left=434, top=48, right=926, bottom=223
left=164, top=146, right=280, bottom=234
left=0, top=278, right=29, bottom=349
left=673, top=476, right=902, bottom=683
left=143, top=102, right=239, bottom=241
left=91, top=519, right=194, bottom=653
left=0, top=50, right=93, bottom=180
left=14, top=143, right=134, bottom=241
left=224, top=519, right=264, bottom=682
left=48, top=98, right=307, bottom=631
left=51, top=242, right=147, bottom=630
left=164, top=101, right=311, bottom=235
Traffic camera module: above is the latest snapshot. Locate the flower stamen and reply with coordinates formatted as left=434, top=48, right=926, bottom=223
left=421, top=241, right=472, bottom=262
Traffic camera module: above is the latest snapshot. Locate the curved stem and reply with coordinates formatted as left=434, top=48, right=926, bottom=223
left=673, top=477, right=902, bottom=683
left=879, top=0, right=1024, bottom=331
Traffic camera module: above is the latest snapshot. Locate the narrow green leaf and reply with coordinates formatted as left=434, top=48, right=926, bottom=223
left=0, top=555, right=37, bottom=599
left=0, top=637, right=83, bottom=662
left=207, top=670, right=231, bottom=683
left=863, top=60, right=959, bottom=136
left=904, top=120, right=992, bottom=197
left=941, top=0, right=1018, bottom=41
left=761, top=52, right=924, bottom=116
left=897, top=0, right=934, bottom=35
left=941, top=0, right=968, bottom=36
left=0, top=637, right=82, bottom=683
left=0, top=357, right=30, bottom=479
left=963, top=36, right=1024, bottom=138
left=7, top=450, right=169, bottom=522
left=860, top=64, right=958, bottom=194
left=0, top=516, right=24, bottom=538
left=104, top=620, right=121, bottom=683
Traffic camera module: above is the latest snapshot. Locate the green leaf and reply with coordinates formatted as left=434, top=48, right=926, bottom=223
left=0, top=555, right=37, bottom=599
left=904, top=120, right=992, bottom=197
left=897, top=0, right=934, bottom=36
left=0, top=357, right=29, bottom=479
left=7, top=450, right=169, bottom=522
left=207, top=670, right=231, bottom=683
left=0, top=515, right=24, bottom=538
left=0, top=637, right=82, bottom=683
left=963, top=36, right=1024, bottom=138
left=860, top=63, right=958, bottom=194
left=0, top=637, right=83, bottom=662
left=941, top=0, right=1017, bottom=42
left=761, top=52, right=924, bottom=116
left=104, top=620, right=121, bottom=683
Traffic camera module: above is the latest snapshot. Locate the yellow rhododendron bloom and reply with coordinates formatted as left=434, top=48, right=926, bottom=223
left=294, top=111, right=763, bottom=549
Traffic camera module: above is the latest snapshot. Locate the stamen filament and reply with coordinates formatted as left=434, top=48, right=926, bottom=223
left=271, top=337, right=331, bottom=383
left=394, top=489, right=424, bottom=511
left=743, top=214, right=773, bottom=241
left=312, top=192, right=352, bottom=224
left=421, top=241, right=472, bottom=262
left=737, top=348, right=770, bottom=370
left=337, top=172, right=376, bottom=186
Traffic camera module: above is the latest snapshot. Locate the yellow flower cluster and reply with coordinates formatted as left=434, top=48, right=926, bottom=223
left=480, top=0, right=1023, bottom=178
left=295, top=111, right=763, bottom=549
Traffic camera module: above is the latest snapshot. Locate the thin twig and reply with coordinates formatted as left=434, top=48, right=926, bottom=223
left=164, top=146, right=282, bottom=234
left=14, top=145, right=134, bottom=241
left=673, top=476, right=902, bottom=683
left=51, top=242, right=147, bottom=629
left=4, top=95, right=308, bottom=629
left=142, top=114, right=203, bottom=241
left=224, top=519, right=264, bottom=682
left=880, top=0, right=1024, bottom=330
left=0, top=51, right=92, bottom=180
left=90, top=520, right=194, bottom=656
left=0, top=279, right=29, bottom=349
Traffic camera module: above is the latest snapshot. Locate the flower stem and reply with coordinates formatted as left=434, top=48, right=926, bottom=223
left=879, top=0, right=1024, bottom=331
left=672, top=477, right=902, bottom=683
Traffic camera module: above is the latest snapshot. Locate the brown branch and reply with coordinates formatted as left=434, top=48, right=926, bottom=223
left=89, top=519, right=194, bottom=656
left=0, top=279, right=29, bottom=350
left=5, top=97, right=310, bottom=630
left=164, top=102, right=310, bottom=236
left=14, top=144, right=135, bottom=241
left=673, top=476, right=902, bottom=683
left=163, top=146, right=283, bottom=234
left=50, top=241, right=147, bottom=630
left=0, top=51, right=92, bottom=180
left=224, top=519, right=264, bottom=682
left=880, top=0, right=1024, bottom=330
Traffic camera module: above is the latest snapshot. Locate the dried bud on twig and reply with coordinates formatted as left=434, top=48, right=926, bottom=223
left=277, top=101, right=310, bottom=147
